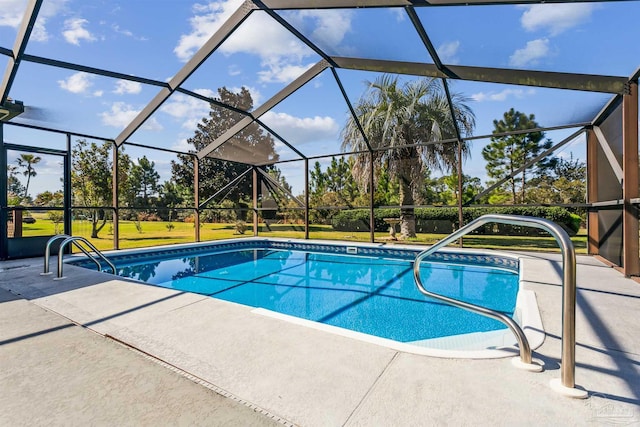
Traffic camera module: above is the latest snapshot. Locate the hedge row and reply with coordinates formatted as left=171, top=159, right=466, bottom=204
left=331, top=206, right=581, bottom=236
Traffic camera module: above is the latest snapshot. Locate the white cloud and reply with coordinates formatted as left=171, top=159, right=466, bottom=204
left=93, top=90, right=104, bottom=97
left=390, top=8, right=406, bottom=22
left=62, top=18, right=96, bottom=45
left=160, top=91, right=213, bottom=130
left=114, top=80, right=142, bottom=95
left=58, top=72, right=94, bottom=94
left=194, top=88, right=217, bottom=98
left=100, top=102, right=163, bottom=130
left=171, top=138, right=194, bottom=153
left=112, top=24, right=132, bottom=37
left=295, top=10, right=352, bottom=52
left=257, top=62, right=315, bottom=84
left=520, top=4, right=595, bottom=36
left=437, top=41, right=460, bottom=64
left=173, top=0, right=244, bottom=61
left=112, top=24, right=148, bottom=41
left=509, top=38, right=550, bottom=67
left=471, top=88, right=536, bottom=103
left=219, top=13, right=309, bottom=61
left=0, top=0, right=27, bottom=27
left=261, top=111, right=338, bottom=145
left=228, top=64, right=242, bottom=76
left=174, top=1, right=352, bottom=83
left=160, top=87, right=264, bottom=131
left=1, top=0, right=69, bottom=42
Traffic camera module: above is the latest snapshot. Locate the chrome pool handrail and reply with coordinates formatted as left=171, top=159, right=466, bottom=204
left=42, top=234, right=71, bottom=275
left=413, top=214, right=579, bottom=393
left=55, top=236, right=116, bottom=279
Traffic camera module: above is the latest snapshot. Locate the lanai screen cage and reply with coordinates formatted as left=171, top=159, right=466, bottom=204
left=1, top=0, right=639, bottom=275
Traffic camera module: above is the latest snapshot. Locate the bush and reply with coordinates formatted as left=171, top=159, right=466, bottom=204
left=235, top=221, right=247, bottom=235
left=137, top=212, right=162, bottom=222
left=331, top=206, right=581, bottom=236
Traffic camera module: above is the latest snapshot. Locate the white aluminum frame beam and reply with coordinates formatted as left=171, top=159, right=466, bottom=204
left=0, top=0, right=43, bottom=104
left=593, top=125, right=624, bottom=183
left=332, top=57, right=629, bottom=94
left=262, top=0, right=620, bottom=8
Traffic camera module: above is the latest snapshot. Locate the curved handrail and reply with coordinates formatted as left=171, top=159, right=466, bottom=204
left=413, top=214, right=577, bottom=390
left=42, top=234, right=71, bottom=275
left=56, top=236, right=116, bottom=279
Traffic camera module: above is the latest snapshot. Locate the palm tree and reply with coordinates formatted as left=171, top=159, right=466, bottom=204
left=16, top=153, right=42, bottom=201
left=342, top=75, right=475, bottom=238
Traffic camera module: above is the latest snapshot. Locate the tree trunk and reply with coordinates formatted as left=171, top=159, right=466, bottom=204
left=398, top=164, right=416, bottom=239
left=24, top=175, right=31, bottom=200
left=91, top=220, right=99, bottom=239
left=91, top=210, right=108, bottom=238
left=521, top=168, right=527, bottom=204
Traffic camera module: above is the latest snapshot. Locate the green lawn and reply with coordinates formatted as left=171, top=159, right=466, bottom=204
left=17, top=213, right=587, bottom=254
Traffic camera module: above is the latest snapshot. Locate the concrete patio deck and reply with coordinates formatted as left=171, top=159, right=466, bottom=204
left=1, top=250, right=639, bottom=426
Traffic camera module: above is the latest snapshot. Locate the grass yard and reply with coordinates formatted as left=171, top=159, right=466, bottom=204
left=17, top=213, right=588, bottom=254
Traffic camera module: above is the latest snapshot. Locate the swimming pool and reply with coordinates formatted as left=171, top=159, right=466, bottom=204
left=69, top=239, right=539, bottom=355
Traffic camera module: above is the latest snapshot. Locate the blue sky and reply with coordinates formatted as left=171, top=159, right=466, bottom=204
left=2, top=0, right=639, bottom=198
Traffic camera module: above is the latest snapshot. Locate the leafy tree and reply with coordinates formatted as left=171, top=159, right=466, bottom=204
left=309, top=161, right=327, bottom=203
left=16, top=153, right=41, bottom=201
left=482, top=108, right=556, bottom=204
left=171, top=87, right=278, bottom=211
left=158, top=181, right=187, bottom=210
left=129, top=156, right=160, bottom=206
left=309, top=161, right=329, bottom=223
left=34, top=190, right=64, bottom=207
left=157, top=180, right=188, bottom=222
left=326, top=157, right=360, bottom=206
left=412, top=169, right=442, bottom=206
left=374, top=166, right=400, bottom=206
left=308, top=157, right=362, bottom=223
left=47, top=211, right=64, bottom=234
left=434, top=173, right=485, bottom=206
left=266, top=167, right=293, bottom=195
left=342, top=75, right=475, bottom=237
left=526, top=154, right=586, bottom=204
left=553, top=153, right=586, bottom=184
left=7, top=165, right=26, bottom=202
left=71, top=139, right=131, bottom=238
left=487, top=188, right=512, bottom=205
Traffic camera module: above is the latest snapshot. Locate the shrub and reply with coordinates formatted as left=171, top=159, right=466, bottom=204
left=235, top=221, right=247, bottom=235
left=47, top=211, right=64, bottom=234
left=331, top=206, right=581, bottom=235
left=137, top=212, right=162, bottom=222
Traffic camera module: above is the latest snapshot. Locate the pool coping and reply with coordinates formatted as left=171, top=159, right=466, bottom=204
left=66, top=237, right=543, bottom=359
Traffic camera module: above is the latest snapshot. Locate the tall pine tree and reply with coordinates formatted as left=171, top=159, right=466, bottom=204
left=171, top=87, right=279, bottom=212
left=482, top=108, right=556, bottom=204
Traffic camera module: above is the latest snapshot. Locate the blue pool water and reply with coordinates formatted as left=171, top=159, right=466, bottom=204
left=75, top=243, right=520, bottom=343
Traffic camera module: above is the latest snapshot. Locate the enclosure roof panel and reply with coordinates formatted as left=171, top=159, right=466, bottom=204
left=0, top=0, right=637, bottom=168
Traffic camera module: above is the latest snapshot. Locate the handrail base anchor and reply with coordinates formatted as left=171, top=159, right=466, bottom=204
left=511, top=357, right=543, bottom=372
left=550, top=378, right=588, bottom=399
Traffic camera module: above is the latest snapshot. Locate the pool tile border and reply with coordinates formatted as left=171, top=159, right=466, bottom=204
left=68, top=238, right=519, bottom=272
